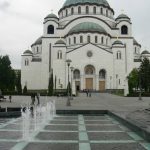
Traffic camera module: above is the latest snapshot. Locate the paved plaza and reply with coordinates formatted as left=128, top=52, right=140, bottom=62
left=0, top=93, right=150, bottom=150
left=0, top=115, right=150, bottom=150
left=0, top=93, right=150, bottom=112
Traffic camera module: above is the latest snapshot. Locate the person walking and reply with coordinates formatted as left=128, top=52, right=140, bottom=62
left=86, top=89, right=88, bottom=97
left=31, top=93, right=35, bottom=105
left=9, top=95, right=12, bottom=103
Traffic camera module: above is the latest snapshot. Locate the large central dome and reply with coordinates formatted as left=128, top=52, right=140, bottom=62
left=63, top=0, right=110, bottom=8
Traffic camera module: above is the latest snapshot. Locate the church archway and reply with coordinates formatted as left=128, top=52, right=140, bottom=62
left=85, top=65, right=95, bottom=90
left=99, top=69, right=106, bottom=92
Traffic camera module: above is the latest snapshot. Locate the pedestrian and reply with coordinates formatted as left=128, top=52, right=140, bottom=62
left=31, top=93, right=35, bottom=105
left=36, top=93, right=40, bottom=105
left=86, top=89, right=88, bottom=97
left=89, top=91, right=91, bottom=97
left=9, top=95, right=12, bottom=103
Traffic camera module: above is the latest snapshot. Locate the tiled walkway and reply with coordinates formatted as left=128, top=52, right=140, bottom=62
left=0, top=115, right=150, bottom=150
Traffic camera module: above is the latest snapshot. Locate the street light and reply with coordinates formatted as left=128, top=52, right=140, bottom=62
left=70, top=67, right=74, bottom=100
left=66, top=59, right=72, bottom=106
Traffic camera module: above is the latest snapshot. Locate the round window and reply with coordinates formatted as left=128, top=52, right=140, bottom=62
left=87, top=51, right=93, bottom=57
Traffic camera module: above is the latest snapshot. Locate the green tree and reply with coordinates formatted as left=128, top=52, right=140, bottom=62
left=127, top=68, right=139, bottom=94
left=15, top=71, right=22, bottom=94
left=48, top=73, right=53, bottom=96
left=0, top=55, right=16, bottom=92
left=139, top=57, right=150, bottom=92
left=23, top=85, right=27, bottom=94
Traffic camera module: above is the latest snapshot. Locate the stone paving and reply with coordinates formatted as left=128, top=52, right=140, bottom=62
left=0, top=93, right=150, bottom=149
left=0, top=115, right=150, bottom=150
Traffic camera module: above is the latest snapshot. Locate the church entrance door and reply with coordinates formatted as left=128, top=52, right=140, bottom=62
left=99, top=81, right=105, bottom=92
left=86, top=78, right=93, bottom=90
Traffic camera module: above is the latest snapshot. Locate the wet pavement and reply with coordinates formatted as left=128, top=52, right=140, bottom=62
left=0, top=115, right=149, bottom=150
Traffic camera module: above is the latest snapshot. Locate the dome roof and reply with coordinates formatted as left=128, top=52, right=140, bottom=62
left=133, top=39, right=141, bottom=47
left=112, top=40, right=123, bottom=45
left=116, top=14, right=130, bottom=20
left=23, top=50, right=33, bottom=55
left=31, top=37, right=42, bottom=47
left=55, top=39, right=66, bottom=45
left=45, top=13, right=58, bottom=19
left=68, top=22, right=107, bottom=36
left=62, top=0, right=110, bottom=8
left=142, top=50, right=150, bottom=54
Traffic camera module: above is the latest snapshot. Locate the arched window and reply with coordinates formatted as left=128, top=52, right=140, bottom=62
left=106, top=38, right=108, bottom=45
left=106, top=9, right=108, bottom=17
left=25, top=59, right=29, bottom=66
left=66, top=9, right=68, bottom=16
left=85, top=65, right=95, bottom=75
left=101, top=8, right=103, bottom=14
left=37, top=47, right=39, bottom=53
left=101, top=37, right=104, bottom=44
left=86, top=6, right=89, bottom=14
left=135, top=47, right=137, bottom=53
left=74, top=37, right=76, bottom=44
left=80, top=36, right=83, bottom=43
left=69, top=38, right=71, bottom=45
left=71, top=7, right=74, bottom=15
left=121, top=25, right=128, bottom=35
left=47, top=25, right=54, bottom=34
left=93, top=6, right=96, bottom=14
left=99, top=69, right=106, bottom=79
left=73, top=69, right=80, bottom=79
left=87, top=36, right=91, bottom=43
left=117, top=51, right=121, bottom=59
left=57, top=50, right=62, bottom=59
left=78, top=6, right=81, bottom=14
left=95, top=36, right=98, bottom=43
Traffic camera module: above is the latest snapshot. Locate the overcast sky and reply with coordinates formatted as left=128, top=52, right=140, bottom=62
left=0, top=0, right=150, bottom=69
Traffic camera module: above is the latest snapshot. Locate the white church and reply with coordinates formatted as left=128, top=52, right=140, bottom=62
left=21, top=0, right=150, bottom=95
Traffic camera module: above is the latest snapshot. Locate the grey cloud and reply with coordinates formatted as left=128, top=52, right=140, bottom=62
left=0, top=1, right=10, bottom=11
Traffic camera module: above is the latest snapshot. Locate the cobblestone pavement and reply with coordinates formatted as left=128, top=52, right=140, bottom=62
left=0, top=115, right=150, bottom=150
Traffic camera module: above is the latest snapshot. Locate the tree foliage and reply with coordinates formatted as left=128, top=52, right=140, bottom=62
left=0, top=55, right=16, bottom=92
left=128, top=57, right=150, bottom=94
left=140, top=57, right=150, bottom=92
left=15, top=71, right=22, bottom=94
left=127, top=68, right=139, bottom=93
left=48, top=73, right=53, bottom=96
left=23, top=85, right=27, bottom=94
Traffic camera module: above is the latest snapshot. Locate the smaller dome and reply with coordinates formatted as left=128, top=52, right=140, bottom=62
left=45, top=13, right=58, bottom=19
left=116, top=14, right=130, bottom=20
left=142, top=50, right=150, bottom=54
left=112, top=40, right=123, bottom=45
left=31, top=37, right=42, bottom=47
left=23, top=50, right=33, bottom=55
left=133, top=39, right=141, bottom=47
left=34, top=37, right=42, bottom=45
left=55, top=39, right=66, bottom=45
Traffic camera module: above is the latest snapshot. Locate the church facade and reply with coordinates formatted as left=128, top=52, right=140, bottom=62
left=21, top=0, right=150, bottom=95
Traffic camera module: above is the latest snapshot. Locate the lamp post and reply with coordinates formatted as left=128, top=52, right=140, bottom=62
left=70, top=67, right=74, bottom=100
left=139, top=55, right=142, bottom=100
left=66, top=59, right=72, bottom=106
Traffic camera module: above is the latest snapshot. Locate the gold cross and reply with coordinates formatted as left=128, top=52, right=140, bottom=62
left=51, top=9, right=53, bottom=13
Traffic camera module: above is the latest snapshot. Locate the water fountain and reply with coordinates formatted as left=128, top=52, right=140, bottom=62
left=21, top=100, right=56, bottom=141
